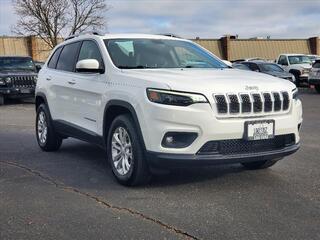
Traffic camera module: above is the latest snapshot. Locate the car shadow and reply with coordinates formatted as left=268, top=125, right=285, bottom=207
left=52, top=139, right=247, bottom=188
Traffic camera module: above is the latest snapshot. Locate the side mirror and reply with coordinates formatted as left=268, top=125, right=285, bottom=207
left=35, top=64, right=42, bottom=72
left=76, top=59, right=104, bottom=73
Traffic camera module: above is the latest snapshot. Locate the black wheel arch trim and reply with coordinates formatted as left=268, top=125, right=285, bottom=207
left=103, top=100, right=147, bottom=151
left=35, top=92, right=49, bottom=111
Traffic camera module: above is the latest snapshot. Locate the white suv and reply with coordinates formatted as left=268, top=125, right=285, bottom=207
left=35, top=33, right=303, bottom=185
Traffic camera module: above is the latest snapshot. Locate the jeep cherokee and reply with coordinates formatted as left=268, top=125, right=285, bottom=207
left=35, top=33, right=302, bottom=186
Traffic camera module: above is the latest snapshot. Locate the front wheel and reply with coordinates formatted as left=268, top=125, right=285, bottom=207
left=241, top=159, right=279, bottom=170
left=315, top=85, right=320, bottom=94
left=107, top=114, right=150, bottom=186
left=36, top=104, right=62, bottom=151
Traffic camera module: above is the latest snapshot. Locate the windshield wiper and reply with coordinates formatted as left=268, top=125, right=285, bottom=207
left=118, top=65, right=151, bottom=69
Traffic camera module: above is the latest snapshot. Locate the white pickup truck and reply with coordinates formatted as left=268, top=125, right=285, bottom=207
left=276, top=54, right=312, bottom=86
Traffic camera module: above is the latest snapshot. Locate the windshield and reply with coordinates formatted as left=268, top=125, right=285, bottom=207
left=104, top=39, right=227, bottom=69
left=288, top=55, right=311, bottom=65
left=0, top=57, right=35, bottom=71
left=260, top=63, right=284, bottom=72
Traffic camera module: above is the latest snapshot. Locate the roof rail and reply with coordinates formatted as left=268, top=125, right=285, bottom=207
left=158, top=33, right=181, bottom=38
left=64, top=31, right=103, bottom=41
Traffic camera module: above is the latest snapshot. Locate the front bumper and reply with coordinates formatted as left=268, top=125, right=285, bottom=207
left=0, top=87, right=35, bottom=97
left=308, top=78, right=320, bottom=85
left=146, top=142, right=300, bottom=168
left=139, top=98, right=303, bottom=155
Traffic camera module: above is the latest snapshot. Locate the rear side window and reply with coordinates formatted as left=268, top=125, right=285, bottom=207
left=249, top=63, right=259, bottom=71
left=47, top=47, right=62, bottom=69
left=313, top=62, right=320, bottom=68
left=78, top=41, right=104, bottom=69
left=56, top=42, right=81, bottom=72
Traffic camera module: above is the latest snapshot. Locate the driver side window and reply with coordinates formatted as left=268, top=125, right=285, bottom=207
left=279, top=56, right=288, bottom=66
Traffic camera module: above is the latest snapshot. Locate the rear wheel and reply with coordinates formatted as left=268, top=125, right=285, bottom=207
left=36, top=103, right=62, bottom=151
left=241, top=159, right=279, bottom=170
left=107, top=114, right=150, bottom=186
left=315, top=85, right=320, bottom=94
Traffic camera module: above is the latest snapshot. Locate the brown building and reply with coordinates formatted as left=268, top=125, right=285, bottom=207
left=0, top=35, right=319, bottom=62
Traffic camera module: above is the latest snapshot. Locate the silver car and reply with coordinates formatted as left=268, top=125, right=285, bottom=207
left=308, top=60, right=320, bottom=94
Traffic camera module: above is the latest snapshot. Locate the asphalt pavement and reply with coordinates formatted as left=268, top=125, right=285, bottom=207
left=0, top=91, right=319, bottom=240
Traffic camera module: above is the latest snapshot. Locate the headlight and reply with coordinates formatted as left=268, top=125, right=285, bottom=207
left=0, top=78, right=5, bottom=85
left=33, top=76, right=38, bottom=83
left=5, top=77, right=11, bottom=84
left=292, top=88, right=299, bottom=100
left=147, top=88, right=208, bottom=106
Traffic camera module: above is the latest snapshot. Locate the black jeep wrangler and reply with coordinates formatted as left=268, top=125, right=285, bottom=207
left=0, top=56, right=39, bottom=105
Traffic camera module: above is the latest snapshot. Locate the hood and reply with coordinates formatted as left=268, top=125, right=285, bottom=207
left=122, top=68, right=295, bottom=94
left=0, top=70, right=37, bottom=77
left=291, top=63, right=312, bottom=69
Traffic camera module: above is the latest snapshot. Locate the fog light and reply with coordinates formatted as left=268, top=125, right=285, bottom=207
left=161, top=132, right=197, bottom=148
left=165, top=136, right=174, bottom=144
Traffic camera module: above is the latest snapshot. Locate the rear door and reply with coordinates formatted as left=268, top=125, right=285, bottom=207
left=44, top=46, right=63, bottom=120
left=53, top=41, right=82, bottom=124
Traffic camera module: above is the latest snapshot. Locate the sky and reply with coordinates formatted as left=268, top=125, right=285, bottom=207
left=0, top=0, right=320, bottom=39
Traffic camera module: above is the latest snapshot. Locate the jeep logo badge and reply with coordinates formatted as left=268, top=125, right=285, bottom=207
left=245, top=85, right=259, bottom=91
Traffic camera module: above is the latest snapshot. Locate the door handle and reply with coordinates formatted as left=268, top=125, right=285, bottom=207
left=46, top=77, right=51, bottom=81
left=68, top=80, right=76, bottom=85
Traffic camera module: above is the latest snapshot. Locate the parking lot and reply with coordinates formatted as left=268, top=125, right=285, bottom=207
left=0, top=90, right=319, bottom=240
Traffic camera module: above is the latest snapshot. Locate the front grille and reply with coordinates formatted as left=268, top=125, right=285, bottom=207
left=282, top=91, right=289, bottom=110
left=240, top=94, right=251, bottom=113
left=273, top=92, right=281, bottom=111
left=252, top=93, right=262, bottom=113
left=197, top=134, right=295, bottom=155
left=213, top=91, right=290, bottom=116
left=263, top=93, right=272, bottom=112
left=228, top=94, right=240, bottom=113
left=12, top=76, right=36, bottom=88
left=215, top=95, right=228, bottom=113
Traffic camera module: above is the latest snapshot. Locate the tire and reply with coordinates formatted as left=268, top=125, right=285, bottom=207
left=0, top=95, right=4, bottom=105
left=315, top=85, right=320, bottom=94
left=292, top=72, right=301, bottom=87
left=107, top=114, right=150, bottom=186
left=241, top=159, right=279, bottom=170
left=36, top=103, right=62, bottom=151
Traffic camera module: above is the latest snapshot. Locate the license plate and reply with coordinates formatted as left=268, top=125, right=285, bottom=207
left=245, top=120, right=274, bottom=141
left=20, top=89, right=31, bottom=94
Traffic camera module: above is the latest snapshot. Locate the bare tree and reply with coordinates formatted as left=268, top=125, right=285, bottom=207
left=12, top=0, right=109, bottom=48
